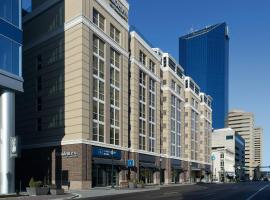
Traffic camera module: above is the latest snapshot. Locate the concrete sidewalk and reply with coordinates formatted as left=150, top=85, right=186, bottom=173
left=70, top=186, right=160, bottom=199
left=70, top=183, right=196, bottom=199
left=0, top=193, right=74, bottom=200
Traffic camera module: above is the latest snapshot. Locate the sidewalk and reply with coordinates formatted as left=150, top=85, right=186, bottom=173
left=70, top=186, right=160, bottom=199
left=70, top=183, right=196, bottom=199
left=0, top=193, right=74, bottom=200
left=0, top=183, right=197, bottom=199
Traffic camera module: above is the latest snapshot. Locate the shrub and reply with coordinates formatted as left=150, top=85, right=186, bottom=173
left=29, top=177, right=42, bottom=188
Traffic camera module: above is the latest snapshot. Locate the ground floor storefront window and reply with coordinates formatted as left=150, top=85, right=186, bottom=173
left=139, top=168, right=154, bottom=184
left=92, top=164, right=119, bottom=187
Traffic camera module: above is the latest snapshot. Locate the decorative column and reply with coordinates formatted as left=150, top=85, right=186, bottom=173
left=0, top=91, right=15, bottom=194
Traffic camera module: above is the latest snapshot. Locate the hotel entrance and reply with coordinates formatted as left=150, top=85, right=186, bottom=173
left=92, top=164, right=119, bottom=187
left=91, top=146, right=126, bottom=188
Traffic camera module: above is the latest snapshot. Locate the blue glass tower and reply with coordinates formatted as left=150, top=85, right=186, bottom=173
left=179, top=22, right=229, bottom=129
left=0, top=0, right=23, bottom=194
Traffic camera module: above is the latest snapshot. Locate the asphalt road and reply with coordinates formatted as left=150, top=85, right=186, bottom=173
left=80, top=182, right=270, bottom=200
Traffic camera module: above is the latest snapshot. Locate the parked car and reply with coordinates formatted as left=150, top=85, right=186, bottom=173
left=263, top=177, right=269, bottom=182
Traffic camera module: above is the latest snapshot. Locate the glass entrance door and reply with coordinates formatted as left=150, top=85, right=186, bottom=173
left=92, top=164, right=119, bottom=187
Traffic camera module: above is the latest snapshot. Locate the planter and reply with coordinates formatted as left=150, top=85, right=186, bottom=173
left=128, top=182, right=137, bottom=189
left=26, top=187, right=49, bottom=196
left=50, top=188, right=64, bottom=195
left=137, top=184, right=144, bottom=188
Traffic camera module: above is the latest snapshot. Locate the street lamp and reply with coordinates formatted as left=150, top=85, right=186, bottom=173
left=111, top=149, right=114, bottom=188
left=189, top=162, right=192, bottom=183
left=159, top=157, right=162, bottom=185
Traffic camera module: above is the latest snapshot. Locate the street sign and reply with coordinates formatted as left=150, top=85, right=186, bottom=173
left=127, top=159, right=135, bottom=167
left=211, top=155, right=216, bottom=161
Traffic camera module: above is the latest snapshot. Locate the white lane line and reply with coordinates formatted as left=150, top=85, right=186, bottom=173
left=246, top=184, right=269, bottom=200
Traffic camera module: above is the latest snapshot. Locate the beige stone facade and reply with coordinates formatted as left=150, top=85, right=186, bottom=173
left=17, top=0, right=130, bottom=189
left=253, top=127, right=263, bottom=167
left=184, top=77, right=212, bottom=182
left=129, top=31, right=161, bottom=184
left=17, top=0, right=213, bottom=190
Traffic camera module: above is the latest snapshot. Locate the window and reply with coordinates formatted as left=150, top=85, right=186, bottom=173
left=149, top=59, right=155, bottom=73
left=93, top=8, right=105, bottom=31
left=170, top=95, right=181, bottom=157
left=37, top=54, right=42, bottom=70
left=171, top=80, right=176, bottom=90
left=37, top=76, right=42, bottom=91
left=220, top=153, right=224, bottom=158
left=176, top=85, right=181, bottom=94
left=139, top=70, right=146, bottom=85
left=92, top=35, right=105, bottom=143
left=110, top=24, right=120, bottom=43
left=139, top=120, right=146, bottom=150
left=37, top=118, right=42, bottom=131
left=226, top=135, right=234, bottom=140
left=139, top=51, right=146, bottom=65
left=0, top=0, right=20, bottom=27
left=110, top=48, right=121, bottom=146
left=37, top=97, right=42, bottom=111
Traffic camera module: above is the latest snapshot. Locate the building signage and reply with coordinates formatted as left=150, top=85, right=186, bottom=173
left=10, top=136, right=19, bottom=158
left=92, top=146, right=121, bottom=160
left=127, top=159, right=135, bottom=167
left=109, top=0, right=128, bottom=22
left=56, top=151, right=80, bottom=158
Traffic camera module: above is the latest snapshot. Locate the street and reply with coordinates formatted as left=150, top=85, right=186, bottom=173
left=80, top=182, right=270, bottom=200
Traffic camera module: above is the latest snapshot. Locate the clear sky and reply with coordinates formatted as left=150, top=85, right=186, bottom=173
left=129, top=0, right=270, bottom=167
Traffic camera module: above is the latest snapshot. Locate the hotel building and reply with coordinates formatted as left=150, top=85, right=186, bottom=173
left=184, top=77, right=212, bottom=182
left=0, top=0, right=23, bottom=194
left=128, top=31, right=161, bottom=184
left=16, top=0, right=213, bottom=190
left=17, top=0, right=130, bottom=189
left=157, top=49, right=187, bottom=184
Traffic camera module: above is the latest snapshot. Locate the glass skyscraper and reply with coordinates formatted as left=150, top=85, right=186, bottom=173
left=179, top=22, right=229, bottom=129
left=0, top=0, right=23, bottom=194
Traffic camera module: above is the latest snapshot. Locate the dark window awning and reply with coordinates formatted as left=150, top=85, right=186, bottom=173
left=172, top=165, right=182, bottom=170
left=140, top=162, right=158, bottom=169
left=93, top=158, right=126, bottom=166
left=191, top=167, right=201, bottom=171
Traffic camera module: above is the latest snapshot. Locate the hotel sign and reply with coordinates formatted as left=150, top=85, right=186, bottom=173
left=109, top=0, right=128, bottom=22
left=56, top=151, right=80, bottom=158
left=92, top=146, right=121, bottom=160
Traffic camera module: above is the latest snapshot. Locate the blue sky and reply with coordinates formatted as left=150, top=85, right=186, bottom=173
left=129, top=0, right=270, bottom=167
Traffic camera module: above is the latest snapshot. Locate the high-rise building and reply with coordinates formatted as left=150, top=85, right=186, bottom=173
left=253, top=127, right=263, bottom=167
left=227, top=110, right=255, bottom=178
left=0, top=0, right=23, bottom=194
left=212, top=128, right=245, bottom=182
left=179, top=23, right=229, bottom=129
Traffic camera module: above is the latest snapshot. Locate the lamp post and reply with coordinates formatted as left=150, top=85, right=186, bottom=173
left=189, top=162, right=192, bottom=183
left=159, top=157, right=162, bottom=185
left=111, top=149, right=114, bottom=188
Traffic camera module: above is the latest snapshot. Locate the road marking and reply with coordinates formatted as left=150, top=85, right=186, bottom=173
left=245, top=184, right=269, bottom=200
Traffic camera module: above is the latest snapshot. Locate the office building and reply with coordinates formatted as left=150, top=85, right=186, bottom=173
left=212, top=128, right=245, bottom=182
left=179, top=23, right=229, bottom=129
left=253, top=127, right=263, bottom=167
left=0, top=0, right=23, bottom=194
left=17, top=0, right=130, bottom=189
left=227, top=110, right=255, bottom=179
